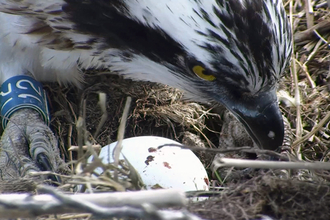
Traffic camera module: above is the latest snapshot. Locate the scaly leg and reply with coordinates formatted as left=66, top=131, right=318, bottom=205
left=0, top=76, right=68, bottom=181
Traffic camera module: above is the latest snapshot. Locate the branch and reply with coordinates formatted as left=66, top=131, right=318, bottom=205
left=213, top=158, right=330, bottom=170
left=0, top=186, right=189, bottom=219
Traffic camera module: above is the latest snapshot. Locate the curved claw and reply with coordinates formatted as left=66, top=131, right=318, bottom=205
left=0, top=109, right=68, bottom=183
left=36, top=153, right=61, bottom=183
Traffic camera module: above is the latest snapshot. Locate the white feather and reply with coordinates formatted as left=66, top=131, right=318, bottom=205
left=0, top=0, right=291, bottom=97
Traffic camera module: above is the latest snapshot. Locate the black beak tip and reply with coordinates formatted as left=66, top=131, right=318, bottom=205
left=235, top=101, right=284, bottom=151
left=252, top=102, right=284, bottom=151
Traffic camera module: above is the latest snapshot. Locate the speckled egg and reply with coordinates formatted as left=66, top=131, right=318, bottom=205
left=89, top=136, right=209, bottom=191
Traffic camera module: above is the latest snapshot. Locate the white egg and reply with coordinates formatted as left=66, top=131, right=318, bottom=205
left=89, top=136, right=209, bottom=191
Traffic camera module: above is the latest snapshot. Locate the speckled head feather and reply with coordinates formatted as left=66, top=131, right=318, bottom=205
left=60, top=0, right=292, bottom=99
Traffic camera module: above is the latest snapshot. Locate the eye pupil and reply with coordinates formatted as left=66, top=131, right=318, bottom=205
left=192, top=65, right=216, bottom=81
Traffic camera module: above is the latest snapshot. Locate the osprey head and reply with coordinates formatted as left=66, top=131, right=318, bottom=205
left=63, top=0, right=292, bottom=150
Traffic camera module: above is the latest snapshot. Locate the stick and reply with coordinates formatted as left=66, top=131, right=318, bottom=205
left=213, top=158, right=330, bottom=170
left=0, top=187, right=186, bottom=218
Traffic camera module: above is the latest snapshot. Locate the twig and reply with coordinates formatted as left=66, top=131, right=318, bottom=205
left=68, top=124, right=73, bottom=172
left=0, top=187, right=188, bottom=219
left=68, top=145, right=102, bottom=152
left=94, top=92, right=108, bottom=138
left=292, top=111, right=330, bottom=148
left=213, top=158, right=330, bottom=170
left=295, top=58, right=316, bottom=89
left=113, top=97, right=132, bottom=179
left=76, top=116, right=84, bottom=161
left=158, top=144, right=286, bottom=160
left=294, top=20, right=330, bottom=43
left=290, top=1, right=303, bottom=158
left=313, top=30, right=330, bottom=47
left=305, top=0, right=314, bottom=29
left=293, top=53, right=303, bottom=157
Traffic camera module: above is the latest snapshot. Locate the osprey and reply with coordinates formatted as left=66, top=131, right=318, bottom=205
left=0, top=0, right=292, bottom=177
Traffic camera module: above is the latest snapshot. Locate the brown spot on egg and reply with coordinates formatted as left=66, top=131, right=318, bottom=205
left=148, top=147, right=157, bottom=152
left=145, top=155, right=154, bottom=165
left=163, top=162, right=172, bottom=169
left=151, top=184, right=164, bottom=189
left=204, top=177, right=209, bottom=185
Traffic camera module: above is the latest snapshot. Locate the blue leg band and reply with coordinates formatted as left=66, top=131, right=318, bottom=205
left=0, top=76, right=50, bottom=129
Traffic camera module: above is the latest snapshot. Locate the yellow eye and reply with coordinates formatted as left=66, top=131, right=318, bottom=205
left=192, top=65, right=216, bottom=81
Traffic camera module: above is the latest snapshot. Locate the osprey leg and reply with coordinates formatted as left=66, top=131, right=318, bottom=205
left=0, top=76, right=65, bottom=182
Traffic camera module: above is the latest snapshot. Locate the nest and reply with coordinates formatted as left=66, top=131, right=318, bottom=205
left=47, top=1, right=330, bottom=219
left=2, top=0, right=330, bottom=219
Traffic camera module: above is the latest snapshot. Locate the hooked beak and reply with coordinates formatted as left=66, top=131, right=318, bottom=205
left=229, top=92, right=284, bottom=151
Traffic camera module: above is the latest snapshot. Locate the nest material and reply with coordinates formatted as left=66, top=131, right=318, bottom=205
left=189, top=174, right=330, bottom=220
left=1, top=0, right=330, bottom=219
left=45, top=1, right=330, bottom=219
left=47, top=74, right=219, bottom=164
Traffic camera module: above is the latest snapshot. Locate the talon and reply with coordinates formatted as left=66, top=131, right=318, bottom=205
left=36, top=153, right=61, bottom=183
